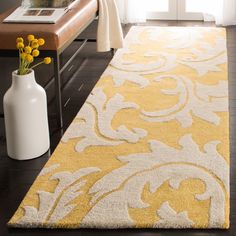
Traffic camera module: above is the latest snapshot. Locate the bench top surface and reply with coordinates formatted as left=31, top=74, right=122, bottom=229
left=0, top=0, right=98, bottom=51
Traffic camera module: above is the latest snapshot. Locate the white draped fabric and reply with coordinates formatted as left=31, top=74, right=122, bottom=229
left=210, top=0, right=236, bottom=26
left=97, top=0, right=124, bottom=52
left=198, top=0, right=236, bottom=26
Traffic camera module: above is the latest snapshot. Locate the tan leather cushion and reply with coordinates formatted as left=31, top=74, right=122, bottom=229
left=0, top=0, right=98, bottom=51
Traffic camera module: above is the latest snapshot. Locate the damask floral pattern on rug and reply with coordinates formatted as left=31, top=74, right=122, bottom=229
left=9, top=27, right=229, bottom=229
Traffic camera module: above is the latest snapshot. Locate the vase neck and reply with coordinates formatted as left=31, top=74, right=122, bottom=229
left=12, top=70, right=36, bottom=89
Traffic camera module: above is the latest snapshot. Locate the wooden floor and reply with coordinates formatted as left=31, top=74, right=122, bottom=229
left=0, top=20, right=235, bottom=236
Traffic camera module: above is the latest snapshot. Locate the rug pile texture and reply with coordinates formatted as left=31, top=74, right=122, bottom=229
left=9, top=26, right=229, bottom=229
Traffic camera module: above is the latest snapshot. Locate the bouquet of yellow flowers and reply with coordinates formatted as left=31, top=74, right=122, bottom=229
left=16, top=34, right=51, bottom=75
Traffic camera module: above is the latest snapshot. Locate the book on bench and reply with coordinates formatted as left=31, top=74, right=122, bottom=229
left=3, top=0, right=80, bottom=24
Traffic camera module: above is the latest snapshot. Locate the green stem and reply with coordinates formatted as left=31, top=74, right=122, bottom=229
left=18, top=50, right=21, bottom=72
left=30, top=61, right=44, bottom=70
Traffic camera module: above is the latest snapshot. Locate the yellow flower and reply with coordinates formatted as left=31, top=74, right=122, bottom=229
left=16, top=37, right=24, bottom=43
left=25, top=54, right=34, bottom=63
left=38, top=38, right=45, bottom=46
left=27, top=34, right=35, bottom=42
left=44, top=57, right=51, bottom=64
left=17, top=35, right=49, bottom=74
left=32, top=39, right=38, bottom=44
left=20, top=52, right=27, bottom=60
left=24, top=46, right=32, bottom=54
left=16, top=42, right=24, bottom=49
left=32, top=49, right=40, bottom=57
left=31, top=41, right=39, bottom=49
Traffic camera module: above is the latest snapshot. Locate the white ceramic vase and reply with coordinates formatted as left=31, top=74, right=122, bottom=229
left=3, top=70, right=50, bottom=160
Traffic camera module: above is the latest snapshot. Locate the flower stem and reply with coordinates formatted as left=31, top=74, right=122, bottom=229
left=30, top=61, right=44, bottom=70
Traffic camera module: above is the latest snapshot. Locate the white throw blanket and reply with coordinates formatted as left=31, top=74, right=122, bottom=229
left=97, top=0, right=124, bottom=52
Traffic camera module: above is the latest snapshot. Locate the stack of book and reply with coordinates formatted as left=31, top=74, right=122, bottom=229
left=4, top=0, right=79, bottom=24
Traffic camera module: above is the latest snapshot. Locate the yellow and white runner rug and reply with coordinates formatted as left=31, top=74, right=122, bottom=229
left=9, top=27, right=229, bottom=229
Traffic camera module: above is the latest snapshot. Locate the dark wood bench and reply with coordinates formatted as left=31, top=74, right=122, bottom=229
left=0, top=0, right=98, bottom=129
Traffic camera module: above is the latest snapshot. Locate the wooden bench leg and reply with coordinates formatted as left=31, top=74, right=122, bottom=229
left=53, top=52, right=63, bottom=129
